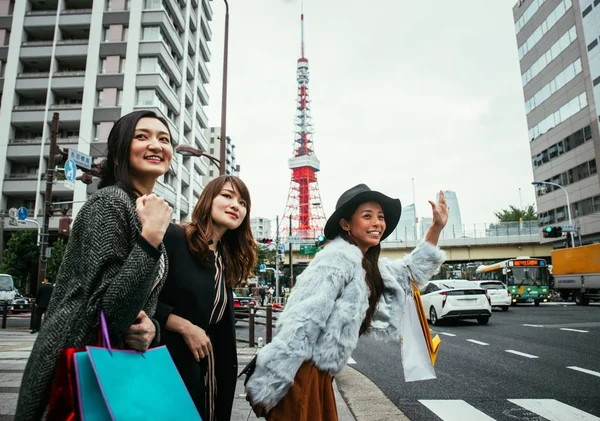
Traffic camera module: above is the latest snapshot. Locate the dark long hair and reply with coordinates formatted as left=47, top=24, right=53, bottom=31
left=338, top=205, right=385, bottom=336
left=98, top=110, right=172, bottom=194
left=184, top=175, right=257, bottom=287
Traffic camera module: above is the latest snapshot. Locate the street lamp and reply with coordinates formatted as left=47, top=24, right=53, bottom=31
left=219, top=0, right=229, bottom=176
left=175, top=144, right=221, bottom=169
left=531, top=181, right=575, bottom=247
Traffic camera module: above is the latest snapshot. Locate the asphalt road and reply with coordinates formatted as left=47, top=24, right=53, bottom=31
left=350, top=302, right=600, bottom=420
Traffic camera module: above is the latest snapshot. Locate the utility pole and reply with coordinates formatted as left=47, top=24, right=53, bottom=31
left=36, top=112, right=59, bottom=294
left=219, top=0, right=230, bottom=176
left=0, top=210, right=4, bottom=266
left=289, top=214, right=294, bottom=289
left=274, top=216, right=280, bottom=302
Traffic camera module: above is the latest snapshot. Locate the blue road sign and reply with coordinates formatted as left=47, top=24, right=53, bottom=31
left=279, top=243, right=285, bottom=254
left=64, top=159, right=77, bottom=182
left=17, top=207, right=28, bottom=220
left=259, top=264, right=266, bottom=273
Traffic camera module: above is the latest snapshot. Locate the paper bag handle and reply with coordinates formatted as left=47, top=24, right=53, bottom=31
left=99, top=310, right=113, bottom=351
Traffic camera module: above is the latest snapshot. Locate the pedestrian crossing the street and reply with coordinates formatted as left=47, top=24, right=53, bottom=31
left=418, top=398, right=600, bottom=421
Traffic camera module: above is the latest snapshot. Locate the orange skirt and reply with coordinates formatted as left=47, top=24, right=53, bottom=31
left=267, top=362, right=338, bottom=421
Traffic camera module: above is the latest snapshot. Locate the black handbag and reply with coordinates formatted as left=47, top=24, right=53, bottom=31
left=238, top=354, right=257, bottom=386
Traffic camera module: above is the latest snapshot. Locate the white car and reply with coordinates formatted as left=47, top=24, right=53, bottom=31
left=472, top=280, right=511, bottom=311
left=420, top=280, right=492, bottom=325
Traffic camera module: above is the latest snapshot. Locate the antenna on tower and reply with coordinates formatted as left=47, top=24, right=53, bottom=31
left=300, top=0, right=305, bottom=58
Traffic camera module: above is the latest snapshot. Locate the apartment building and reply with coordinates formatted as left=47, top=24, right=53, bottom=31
left=202, top=126, right=239, bottom=186
left=0, top=0, right=214, bottom=236
left=513, top=0, right=600, bottom=244
left=250, top=216, right=272, bottom=240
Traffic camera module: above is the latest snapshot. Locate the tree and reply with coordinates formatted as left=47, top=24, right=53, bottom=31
left=46, top=237, right=68, bottom=283
left=1, top=231, right=39, bottom=293
left=494, top=205, right=537, bottom=222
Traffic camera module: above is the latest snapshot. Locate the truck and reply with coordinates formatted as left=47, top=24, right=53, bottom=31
left=551, top=243, right=600, bottom=305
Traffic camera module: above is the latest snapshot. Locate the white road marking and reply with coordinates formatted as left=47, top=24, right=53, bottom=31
left=505, top=350, right=539, bottom=359
left=560, top=328, right=589, bottom=333
left=347, top=357, right=356, bottom=365
left=437, top=332, right=456, bottom=337
left=509, top=399, right=600, bottom=421
left=522, top=324, right=545, bottom=327
left=567, top=366, right=600, bottom=378
left=419, top=399, right=496, bottom=421
left=466, top=339, right=489, bottom=346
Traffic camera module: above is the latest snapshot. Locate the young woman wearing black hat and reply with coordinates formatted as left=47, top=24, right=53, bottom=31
left=245, top=184, right=449, bottom=420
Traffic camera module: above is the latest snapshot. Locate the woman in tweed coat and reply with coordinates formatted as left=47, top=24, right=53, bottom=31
left=15, top=110, right=174, bottom=420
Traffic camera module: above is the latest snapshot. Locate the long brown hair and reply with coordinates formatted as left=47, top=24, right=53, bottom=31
left=338, top=209, right=385, bottom=336
left=184, top=175, right=257, bottom=287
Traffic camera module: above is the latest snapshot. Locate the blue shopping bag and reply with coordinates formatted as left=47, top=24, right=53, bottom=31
left=73, top=311, right=202, bottom=420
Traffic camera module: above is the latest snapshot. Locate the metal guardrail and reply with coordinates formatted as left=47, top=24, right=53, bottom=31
left=236, top=303, right=283, bottom=347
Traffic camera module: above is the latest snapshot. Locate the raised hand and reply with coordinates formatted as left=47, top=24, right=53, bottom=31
left=428, top=190, right=449, bottom=230
left=137, top=194, right=173, bottom=248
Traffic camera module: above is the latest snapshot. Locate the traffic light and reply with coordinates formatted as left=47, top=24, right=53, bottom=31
left=257, top=238, right=272, bottom=245
left=315, top=234, right=326, bottom=248
left=542, top=226, right=563, bottom=238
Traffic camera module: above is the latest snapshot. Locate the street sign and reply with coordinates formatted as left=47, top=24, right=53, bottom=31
left=259, top=264, right=266, bottom=273
left=287, top=236, right=302, bottom=244
left=8, top=207, right=17, bottom=220
left=64, top=159, right=77, bottom=182
left=300, top=245, right=317, bottom=255
left=279, top=243, right=285, bottom=254
left=17, top=207, right=28, bottom=220
left=69, top=148, right=92, bottom=170
left=561, top=225, right=576, bottom=232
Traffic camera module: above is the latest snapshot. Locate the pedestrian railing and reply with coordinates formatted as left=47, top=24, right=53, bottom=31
left=235, top=303, right=283, bottom=347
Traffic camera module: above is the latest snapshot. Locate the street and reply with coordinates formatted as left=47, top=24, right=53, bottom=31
left=351, top=302, right=600, bottom=420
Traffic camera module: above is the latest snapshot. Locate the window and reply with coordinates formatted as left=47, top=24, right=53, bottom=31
left=117, top=89, right=123, bottom=106
left=144, top=0, right=163, bottom=9
left=142, top=27, right=161, bottom=41
left=139, top=57, right=158, bottom=72
left=582, top=4, right=593, bottom=17
left=137, top=89, right=155, bottom=106
left=97, top=90, right=103, bottom=106
left=100, top=58, right=107, bottom=73
left=209, top=170, right=213, bottom=177
left=590, top=159, right=597, bottom=175
left=588, top=39, right=598, bottom=52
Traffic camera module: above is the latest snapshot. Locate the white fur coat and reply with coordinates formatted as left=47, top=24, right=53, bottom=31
left=245, top=238, right=446, bottom=411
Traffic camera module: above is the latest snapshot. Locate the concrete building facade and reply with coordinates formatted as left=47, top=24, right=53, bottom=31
left=250, top=216, right=272, bottom=240
left=202, top=126, right=239, bottom=187
left=513, top=0, right=600, bottom=244
left=0, top=0, right=214, bottom=233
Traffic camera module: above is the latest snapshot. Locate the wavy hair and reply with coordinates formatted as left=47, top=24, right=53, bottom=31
left=98, top=110, right=172, bottom=194
left=185, top=175, right=257, bottom=287
left=338, top=207, right=385, bottom=336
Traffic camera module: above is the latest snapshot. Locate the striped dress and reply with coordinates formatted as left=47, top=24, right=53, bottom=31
left=205, top=248, right=228, bottom=421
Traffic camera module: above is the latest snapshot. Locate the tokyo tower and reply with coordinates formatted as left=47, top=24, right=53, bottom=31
left=281, top=1, right=326, bottom=240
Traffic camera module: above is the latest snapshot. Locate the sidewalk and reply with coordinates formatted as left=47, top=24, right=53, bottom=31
left=0, top=328, right=356, bottom=420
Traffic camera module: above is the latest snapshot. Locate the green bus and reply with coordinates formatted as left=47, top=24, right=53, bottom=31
left=475, top=257, right=551, bottom=306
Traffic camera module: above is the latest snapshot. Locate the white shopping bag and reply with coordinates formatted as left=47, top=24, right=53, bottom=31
left=401, top=294, right=437, bottom=382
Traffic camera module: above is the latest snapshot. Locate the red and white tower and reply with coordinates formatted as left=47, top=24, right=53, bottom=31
left=281, top=2, right=326, bottom=240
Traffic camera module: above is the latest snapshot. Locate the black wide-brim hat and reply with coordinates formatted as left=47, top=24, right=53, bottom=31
left=324, top=184, right=402, bottom=241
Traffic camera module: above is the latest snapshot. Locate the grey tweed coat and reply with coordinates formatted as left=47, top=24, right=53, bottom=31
left=15, top=185, right=169, bottom=421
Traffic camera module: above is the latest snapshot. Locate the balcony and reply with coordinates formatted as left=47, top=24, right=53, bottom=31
left=194, top=126, right=208, bottom=152
left=141, top=10, right=183, bottom=59
left=198, top=57, right=209, bottom=83
left=135, top=74, right=179, bottom=112
left=152, top=180, right=177, bottom=205
left=164, top=0, right=185, bottom=32
left=179, top=162, right=190, bottom=186
left=7, top=137, right=79, bottom=160
left=24, top=13, right=58, bottom=27
left=198, top=30, right=210, bottom=61
left=187, top=36, right=196, bottom=56
left=55, top=42, right=89, bottom=58
left=186, top=57, right=194, bottom=81
left=138, top=42, right=182, bottom=86
left=195, top=102, right=208, bottom=128
left=197, top=82, right=208, bottom=106
left=202, top=0, right=213, bottom=21
left=59, top=10, right=92, bottom=26
left=185, top=82, right=193, bottom=105
left=193, top=173, right=204, bottom=196
left=184, top=109, right=192, bottom=132
left=189, top=9, right=197, bottom=32
left=3, top=175, right=74, bottom=195
left=15, top=73, right=50, bottom=91
left=179, top=196, right=190, bottom=217
left=51, top=72, right=85, bottom=90
left=20, top=43, right=53, bottom=59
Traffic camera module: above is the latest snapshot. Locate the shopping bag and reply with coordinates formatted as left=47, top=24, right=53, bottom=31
left=401, top=293, right=437, bottom=382
left=46, top=346, right=87, bottom=421
left=411, top=280, right=441, bottom=365
left=73, top=311, right=202, bottom=420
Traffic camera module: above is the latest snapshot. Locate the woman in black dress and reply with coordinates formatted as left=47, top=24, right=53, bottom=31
left=155, top=175, right=257, bottom=420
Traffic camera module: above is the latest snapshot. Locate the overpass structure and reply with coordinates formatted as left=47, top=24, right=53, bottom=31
left=288, top=221, right=554, bottom=265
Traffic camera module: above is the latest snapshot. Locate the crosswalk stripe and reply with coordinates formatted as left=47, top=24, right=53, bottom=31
left=437, top=332, right=456, bottom=337
left=509, top=399, right=600, bottom=421
left=560, top=328, right=589, bottom=333
left=419, top=399, right=495, bottom=420
left=567, top=366, right=600, bottom=378
left=505, top=350, right=538, bottom=359
left=466, top=339, right=488, bottom=346
left=522, top=324, right=544, bottom=327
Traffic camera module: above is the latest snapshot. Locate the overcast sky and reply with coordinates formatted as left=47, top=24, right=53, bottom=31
left=203, top=0, right=535, bottom=226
